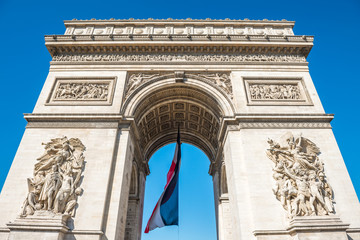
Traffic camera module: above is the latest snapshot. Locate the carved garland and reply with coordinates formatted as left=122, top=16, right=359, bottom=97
left=266, top=132, right=335, bottom=218
left=20, top=137, right=85, bottom=218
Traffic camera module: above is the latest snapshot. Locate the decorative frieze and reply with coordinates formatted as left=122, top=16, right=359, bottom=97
left=244, top=78, right=312, bottom=105
left=47, top=77, right=116, bottom=105
left=239, top=122, right=331, bottom=129
left=52, top=53, right=306, bottom=63
left=26, top=121, right=119, bottom=129
left=267, top=132, right=335, bottom=218
left=20, top=137, right=85, bottom=218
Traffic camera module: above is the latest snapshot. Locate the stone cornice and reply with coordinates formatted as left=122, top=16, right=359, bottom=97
left=45, top=35, right=313, bottom=58
left=45, top=19, right=314, bottom=58
left=217, top=113, right=333, bottom=149
left=24, top=113, right=333, bottom=122
left=63, top=19, right=295, bottom=38
left=24, top=113, right=124, bottom=122
left=45, top=34, right=314, bottom=52
left=233, top=113, right=334, bottom=122
left=64, top=18, right=295, bottom=26
left=46, top=34, right=311, bottom=43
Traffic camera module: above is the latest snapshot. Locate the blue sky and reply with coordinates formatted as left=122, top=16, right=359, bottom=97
left=0, top=0, right=359, bottom=239
left=143, top=143, right=216, bottom=239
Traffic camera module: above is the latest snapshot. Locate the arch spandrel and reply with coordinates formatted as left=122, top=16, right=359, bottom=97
left=122, top=72, right=235, bottom=117
left=122, top=73, right=235, bottom=162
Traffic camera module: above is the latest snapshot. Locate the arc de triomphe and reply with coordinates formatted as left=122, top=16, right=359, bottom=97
left=0, top=19, right=359, bottom=240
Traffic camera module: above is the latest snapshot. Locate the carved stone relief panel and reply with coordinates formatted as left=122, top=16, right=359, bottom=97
left=124, top=73, right=162, bottom=99
left=189, top=73, right=233, bottom=99
left=244, top=78, right=312, bottom=105
left=20, top=137, right=86, bottom=218
left=266, top=132, right=335, bottom=219
left=47, top=77, right=116, bottom=105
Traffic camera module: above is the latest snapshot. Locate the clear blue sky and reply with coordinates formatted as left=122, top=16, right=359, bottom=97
left=0, top=0, right=359, bottom=239
left=143, top=143, right=216, bottom=239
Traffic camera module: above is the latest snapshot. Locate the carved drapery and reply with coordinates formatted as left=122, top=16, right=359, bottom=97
left=20, top=137, right=85, bottom=217
left=266, top=132, right=334, bottom=218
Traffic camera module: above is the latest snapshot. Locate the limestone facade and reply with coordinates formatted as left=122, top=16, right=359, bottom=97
left=0, top=18, right=359, bottom=240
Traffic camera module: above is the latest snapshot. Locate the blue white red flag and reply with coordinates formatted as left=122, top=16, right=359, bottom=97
left=144, top=127, right=181, bottom=233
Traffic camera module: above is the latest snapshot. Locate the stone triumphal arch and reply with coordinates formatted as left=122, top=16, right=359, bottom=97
left=0, top=19, right=360, bottom=240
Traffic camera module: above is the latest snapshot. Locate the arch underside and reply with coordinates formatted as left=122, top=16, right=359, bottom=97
left=127, top=79, right=233, bottom=162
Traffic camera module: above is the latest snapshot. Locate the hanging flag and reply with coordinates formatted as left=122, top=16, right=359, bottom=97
left=144, top=127, right=181, bottom=233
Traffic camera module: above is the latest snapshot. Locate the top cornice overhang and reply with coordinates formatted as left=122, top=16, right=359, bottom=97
left=46, top=19, right=313, bottom=58
left=64, top=18, right=295, bottom=28
left=45, top=35, right=313, bottom=57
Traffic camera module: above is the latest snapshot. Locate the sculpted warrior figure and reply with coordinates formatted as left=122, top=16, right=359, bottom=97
left=54, top=169, right=74, bottom=213
left=35, top=140, right=73, bottom=174
left=308, top=172, right=327, bottom=215
left=266, top=132, right=335, bottom=218
left=280, top=175, right=297, bottom=215
left=64, top=187, right=83, bottom=216
left=283, top=167, right=310, bottom=216
left=272, top=172, right=297, bottom=216
left=39, top=164, right=62, bottom=210
left=20, top=171, right=46, bottom=216
left=319, top=172, right=334, bottom=213
left=20, top=137, right=85, bottom=217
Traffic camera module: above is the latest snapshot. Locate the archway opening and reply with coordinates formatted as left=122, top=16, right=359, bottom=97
left=141, top=143, right=217, bottom=240
left=123, top=75, right=235, bottom=240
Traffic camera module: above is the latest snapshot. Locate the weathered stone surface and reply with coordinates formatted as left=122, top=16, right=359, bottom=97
left=7, top=212, right=70, bottom=240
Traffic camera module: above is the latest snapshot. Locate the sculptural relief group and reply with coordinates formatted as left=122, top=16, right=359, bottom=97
left=21, top=137, right=85, bottom=217
left=267, top=132, right=334, bottom=218
left=250, top=84, right=301, bottom=100
left=54, top=83, right=109, bottom=101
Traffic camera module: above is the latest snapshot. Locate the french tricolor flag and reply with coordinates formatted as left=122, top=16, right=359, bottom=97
left=144, top=127, right=181, bottom=233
